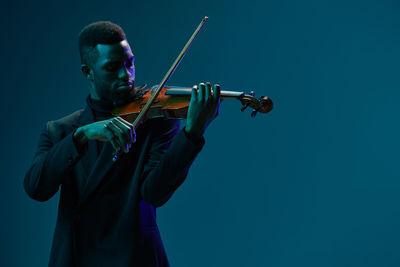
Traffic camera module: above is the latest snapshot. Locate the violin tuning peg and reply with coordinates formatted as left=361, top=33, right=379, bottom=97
left=241, top=103, right=249, bottom=112
left=251, top=106, right=261, bottom=118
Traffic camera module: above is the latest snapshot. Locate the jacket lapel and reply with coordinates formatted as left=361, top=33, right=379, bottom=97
left=78, top=141, right=116, bottom=206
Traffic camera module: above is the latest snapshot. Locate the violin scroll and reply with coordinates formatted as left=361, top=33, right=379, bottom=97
left=239, top=91, right=273, bottom=117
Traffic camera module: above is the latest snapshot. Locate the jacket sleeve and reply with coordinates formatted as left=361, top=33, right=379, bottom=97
left=140, top=119, right=204, bottom=207
left=24, top=123, right=84, bottom=202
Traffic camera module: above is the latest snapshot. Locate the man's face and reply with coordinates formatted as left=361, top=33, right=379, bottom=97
left=88, top=40, right=135, bottom=102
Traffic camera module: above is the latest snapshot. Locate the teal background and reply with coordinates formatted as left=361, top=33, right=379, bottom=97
left=2, top=0, right=400, bottom=266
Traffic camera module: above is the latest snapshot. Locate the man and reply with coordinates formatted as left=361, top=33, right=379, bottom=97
left=24, top=21, right=220, bottom=267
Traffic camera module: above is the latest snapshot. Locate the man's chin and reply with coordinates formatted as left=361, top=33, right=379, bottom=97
left=112, top=86, right=137, bottom=106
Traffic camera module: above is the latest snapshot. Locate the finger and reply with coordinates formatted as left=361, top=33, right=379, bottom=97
left=214, top=84, right=221, bottom=117
left=213, top=84, right=221, bottom=102
left=108, top=121, right=126, bottom=152
left=132, top=127, right=136, bottom=144
left=109, top=136, right=121, bottom=152
left=215, top=101, right=221, bottom=117
left=198, top=83, right=205, bottom=102
left=114, top=117, right=133, bottom=147
left=191, top=85, right=198, bottom=102
left=205, top=82, right=212, bottom=102
left=104, top=124, right=121, bottom=151
left=117, top=117, right=136, bottom=145
left=112, top=120, right=131, bottom=153
left=115, top=116, right=133, bottom=129
left=107, top=121, right=128, bottom=153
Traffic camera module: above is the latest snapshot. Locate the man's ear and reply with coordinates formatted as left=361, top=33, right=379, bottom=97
left=81, top=64, right=93, bottom=81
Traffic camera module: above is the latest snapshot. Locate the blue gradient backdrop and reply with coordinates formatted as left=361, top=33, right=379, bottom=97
left=2, top=0, right=400, bottom=266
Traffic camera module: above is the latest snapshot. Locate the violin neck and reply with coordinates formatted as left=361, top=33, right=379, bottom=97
left=164, top=86, right=244, bottom=99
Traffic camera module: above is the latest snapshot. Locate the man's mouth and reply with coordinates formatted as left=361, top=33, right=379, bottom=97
left=116, top=83, right=134, bottom=90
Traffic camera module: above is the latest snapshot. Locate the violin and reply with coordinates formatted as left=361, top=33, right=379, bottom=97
left=112, top=85, right=273, bottom=122
left=111, top=17, right=273, bottom=161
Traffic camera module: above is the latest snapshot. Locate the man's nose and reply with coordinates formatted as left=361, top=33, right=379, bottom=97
left=119, top=66, right=132, bottom=80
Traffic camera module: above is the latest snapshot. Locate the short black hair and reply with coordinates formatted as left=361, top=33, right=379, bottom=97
left=78, top=21, right=126, bottom=66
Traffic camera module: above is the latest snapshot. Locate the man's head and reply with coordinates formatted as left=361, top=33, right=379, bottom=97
left=79, top=21, right=135, bottom=103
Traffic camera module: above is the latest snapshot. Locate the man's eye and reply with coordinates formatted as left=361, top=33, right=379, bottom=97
left=105, top=65, right=118, bottom=71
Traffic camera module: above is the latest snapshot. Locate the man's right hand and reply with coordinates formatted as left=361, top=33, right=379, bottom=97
left=73, top=117, right=136, bottom=153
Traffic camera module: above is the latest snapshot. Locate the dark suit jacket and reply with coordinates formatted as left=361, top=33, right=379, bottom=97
left=24, top=106, right=204, bottom=267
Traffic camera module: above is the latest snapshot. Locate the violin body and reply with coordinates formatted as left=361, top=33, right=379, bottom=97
left=113, top=87, right=191, bottom=122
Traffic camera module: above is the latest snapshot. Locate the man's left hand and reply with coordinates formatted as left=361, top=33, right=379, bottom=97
left=185, top=82, right=221, bottom=139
